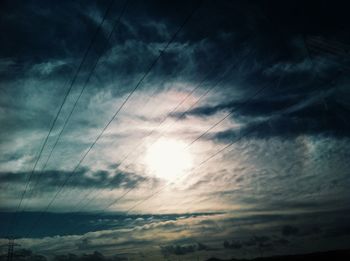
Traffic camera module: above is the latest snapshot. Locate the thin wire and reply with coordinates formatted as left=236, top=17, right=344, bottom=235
left=66, top=47, right=248, bottom=208
left=124, top=86, right=271, bottom=214
left=185, top=84, right=268, bottom=149
left=125, top=71, right=323, bottom=215
left=84, top=62, right=238, bottom=213
left=76, top=104, right=269, bottom=241
left=6, top=0, right=117, bottom=239
left=169, top=76, right=286, bottom=213
left=64, top=6, right=347, bottom=243
left=39, top=43, right=270, bottom=239
left=59, top=119, right=252, bottom=238
left=125, top=126, right=256, bottom=213
left=75, top=73, right=218, bottom=212
left=58, top=0, right=205, bottom=206
left=172, top=35, right=349, bottom=233
left=68, top=70, right=213, bottom=211
left=53, top=49, right=259, bottom=237
left=78, top=49, right=255, bottom=214
left=56, top=70, right=187, bottom=203
left=23, top=0, right=204, bottom=238
left=126, top=59, right=238, bottom=164
left=112, top=82, right=272, bottom=214
left=57, top=74, right=271, bottom=238
left=121, top=59, right=242, bottom=169
left=23, top=0, right=130, bottom=209
left=119, top=71, right=213, bottom=167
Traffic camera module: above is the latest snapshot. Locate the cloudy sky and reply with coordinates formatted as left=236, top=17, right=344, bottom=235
left=1, top=0, right=350, bottom=260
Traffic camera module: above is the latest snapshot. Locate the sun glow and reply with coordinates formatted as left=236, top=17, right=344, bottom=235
left=144, top=138, right=193, bottom=180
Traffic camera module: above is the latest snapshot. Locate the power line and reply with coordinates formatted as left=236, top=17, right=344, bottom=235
left=7, top=0, right=117, bottom=239
left=38, top=26, right=288, bottom=239
left=63, top=25, right=257, bottom=217
left=53, top=72, right=272, bottom=239
left=124, top=87, right=271, bottom=214
left=6, top=238, right=20, bottom=261
left=67, top=70, right=214, bottom=211
left=73, top=94, right=272, bottom=244
left=46, top=44, right=263, bottom=237
left=22, top=0, right=130, bottom=211
left=74, top=60, right=239, bottom=214
left=138, top=37, right=347, bottom=229
left=117, top=59, right=242, bottom=172
left=60, top=64, right=217, bottom=205
left=124, top=68, right=333, bottom=215
left=75, top=73, right=219, bottom=212
left=23, top=0, right=204, bottom=239
left=66, top=61, right=234, bottom=212
left=116, top=85, right=273, bottom=213
left=63, top=45, right=250, bottom=208
left=41, top=5, right=346, bottom=244
left=125, top=127, right=253, bottom=214
left=53, top=67, right=201, bottom=204
left=185, top=84, right=267, bottom=149
left=168, top=83, right=289, bottom=214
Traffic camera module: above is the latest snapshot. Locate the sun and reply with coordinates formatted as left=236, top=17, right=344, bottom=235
left=144, top=138, right=193, bottom=180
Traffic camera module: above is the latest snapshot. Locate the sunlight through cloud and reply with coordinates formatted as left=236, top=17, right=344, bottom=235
left=144, top=138, right=193, bottom=180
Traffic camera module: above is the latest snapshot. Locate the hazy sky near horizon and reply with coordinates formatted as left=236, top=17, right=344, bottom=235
left=1, top=0, right=350, bottom=260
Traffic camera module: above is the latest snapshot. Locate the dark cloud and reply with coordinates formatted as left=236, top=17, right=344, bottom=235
left=0, top=0, right=113, bottom=60
left=53, top=251, right=127, bottom=261
left=171, top=97, right=296, bottom=119
left=0, top=212, right=219, bottom=238
left=223, top=235, right=290, bottom=252
left=251, top=236, right=271, bottom=249
left=324, top=225, right=350, bottom=238
left=223, top=240, right=243, bottom=249
left=160, top=242, right=209, bottom=256
left=272, top=238, right=290, bottom=246
left=212, top=109, right=350, bottom=142
left=227, top=236, right=272, bottom=249
left=0, top=249, right=47, bottom=261
left=173, top=89, right=350, bottom=140
left=1, top=0, right=349, bottom=152
left=0, top=168, right=147, bottom=191
left=0, top=250, right=127, bottom=261
left=281, top=225, right=299, bottom=237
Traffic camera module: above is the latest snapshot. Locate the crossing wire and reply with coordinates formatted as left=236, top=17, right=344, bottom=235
left=69, top=54, right=246, bottom=215
left=65, top=60, right=238, bottom=211
left=6, top=0, right=117, bottom=239
left=67, top=70, right=214, bottom=211
left=59, top=64, right=217, bottom=205
left=74, top=92, right=272, bottom=243
left=115, top=83, right=270, bottom=214
left=45, top=47, right=258, bottom=237
left=122, top=72, right=328, bottom=215
left=36, top=6, right=347, bottom=242
left=23, top=0, right=204, bottom=238
left=46, top=75, right=272, bottom=239
left=69, top=68, right=222, bottom=213
left=62, top=44, right=254, bottom=213
left=115, top=60, right=239, bottom=173
left=22, top=0, right=130, bottom=211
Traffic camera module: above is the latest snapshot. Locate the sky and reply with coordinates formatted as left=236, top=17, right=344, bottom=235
left=0, top=0, right=350, bottom=260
